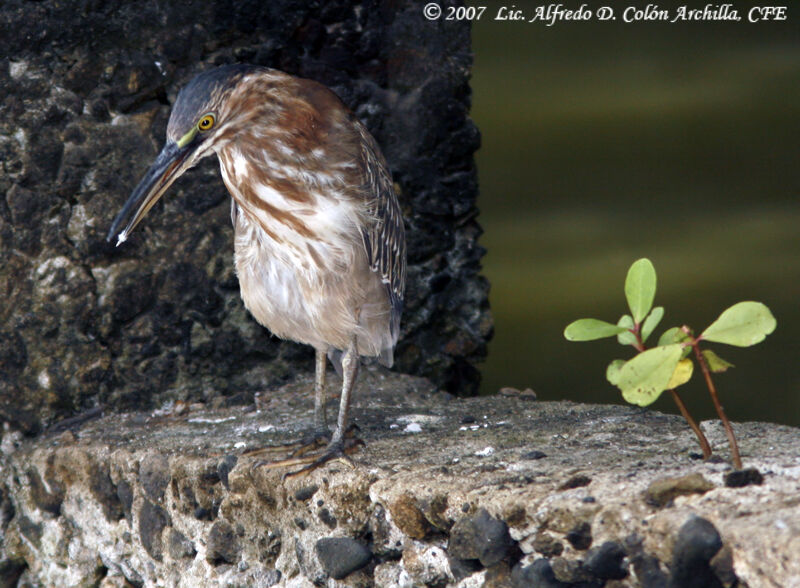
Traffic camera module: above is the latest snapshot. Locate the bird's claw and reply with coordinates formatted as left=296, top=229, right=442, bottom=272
left=251, top=432, right=364, bottom=479
left=242, top=429, right=331, bottom=459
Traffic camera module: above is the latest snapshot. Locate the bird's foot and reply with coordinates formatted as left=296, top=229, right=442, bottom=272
left=252, top=429, right=364, bottom=479
left=242, top=427, right=332, bottom=460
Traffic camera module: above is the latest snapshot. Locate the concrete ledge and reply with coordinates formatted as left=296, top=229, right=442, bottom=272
left=1, top=368, right=798, bottom=586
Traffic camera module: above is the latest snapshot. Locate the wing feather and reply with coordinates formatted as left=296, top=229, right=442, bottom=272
left=354, top=121, right=406, bottom=338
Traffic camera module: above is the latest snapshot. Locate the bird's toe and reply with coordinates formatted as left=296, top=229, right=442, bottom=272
left=250, top=431, right=364, bottom=478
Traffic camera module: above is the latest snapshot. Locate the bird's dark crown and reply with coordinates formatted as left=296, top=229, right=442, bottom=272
left=167, top=64, right=263, bottom=142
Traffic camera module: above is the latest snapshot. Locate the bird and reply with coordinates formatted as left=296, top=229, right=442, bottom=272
left=108, top=64, right=406, bottom=474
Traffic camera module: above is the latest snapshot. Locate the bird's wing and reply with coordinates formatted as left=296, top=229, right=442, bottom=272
left=354, top=121, right=406, bottom=333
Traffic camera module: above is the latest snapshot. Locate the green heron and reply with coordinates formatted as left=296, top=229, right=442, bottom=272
left=108, top=64, right=406, bottom=473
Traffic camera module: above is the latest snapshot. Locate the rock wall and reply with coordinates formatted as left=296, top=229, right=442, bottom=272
left=1, top=369, right=798, bottom=587
left=0, top=0, right=491, bottom=432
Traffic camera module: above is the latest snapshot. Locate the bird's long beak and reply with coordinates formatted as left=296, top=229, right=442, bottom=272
left=106, top=140, right=196, bottom=246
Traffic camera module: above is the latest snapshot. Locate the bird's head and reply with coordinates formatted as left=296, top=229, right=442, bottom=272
left=107, top=64, right=257, bottom=246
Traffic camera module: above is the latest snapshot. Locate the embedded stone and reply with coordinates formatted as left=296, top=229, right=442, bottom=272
left=207, top=520, right=239, bottom=565
left=139, top=455, right=170, bottom=502
left=724, top=467, right=763, bottom=488
left=389, top=493, right=430, bottom=539
left=584, top=540, right=628, bottom=580
left=88, top=462, right=124, bottom=521
left=448, top=508, right=514, bottom=567
left=565, top=521, right=592, bottom=550
left=26, top=469, right=63, bottom=515
left=645, top=473, right=715, bottom=507
left=315, top=537, right=371, bottom=580
left=217, top=454, right=237, bottom=490
left=532, top=532, right=564, bottom=558
left=511, top=559, right=569, bottom=588
left=166, top=528, right=196, bottom=559
left=669, top=516, right=724, bottom=588
left=294, top=484, right=318, bottom=502
left=139, top=499, right=169, bottom=561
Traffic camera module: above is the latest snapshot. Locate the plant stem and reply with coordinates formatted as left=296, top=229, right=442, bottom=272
left=692, top=342, right=742, bottom=469
left=632, top=324, right=645, bottom=352
left=669, top=389, right=713, bottom=459
left=633, top=326, right=711, bottom=459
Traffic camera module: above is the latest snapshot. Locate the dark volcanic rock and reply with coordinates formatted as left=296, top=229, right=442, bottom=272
left=139, top=454, right=170, bottom=502
left=551, top=557, right=595, bottom=584
left=448, top=507, right=515, bottom=567
left=511, top=559, right=569, bottom=588
left=167, top=528, right=196, bottom=559
left=88, top=461, right=125, bottom=521
left=668, top=516, right=724, bottom=588
left=633, top=553, right=670, bottom=588
left=584, top=540, right=628, bottom=580
left=315, top=537, right=371, bottom=580
left=724, top=467, right=764, bottom=488
left=294, top=484, right=319, bottom=502
left=565, top=521, right=593, bottom=550
left=139, top=499, right=170, bottom=561
left=0, top=0, right=490, bottom=432
left=207, top=520, right=240, bottom=565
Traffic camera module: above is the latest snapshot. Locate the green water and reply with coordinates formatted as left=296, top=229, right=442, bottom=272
left=471, top=11, right=800, bottom=426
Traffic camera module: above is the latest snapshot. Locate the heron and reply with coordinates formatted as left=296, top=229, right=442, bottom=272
left=108, top=64, right=406, bottom=474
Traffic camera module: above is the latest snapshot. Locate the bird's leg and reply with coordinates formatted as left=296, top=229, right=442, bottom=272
left=246, top=349, right=332, bottom=463
left=313, top=347, right=329, bottom=435
left=255, top=336, right=364, bottom=477
left=329, top=336, right=358, bottom=449
left=283, top=348, right=332, bottom=457
left=281, top=336, right=362, bottom=477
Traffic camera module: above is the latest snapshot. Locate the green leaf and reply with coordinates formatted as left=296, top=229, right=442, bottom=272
left=616, top=315, right=637, bottom=346
left=702, top=349, right=735, bottom=373
left=700, top=301, right=777, bottom=347
left=617, top=344, right=682, bottom=407
left=564, top=319, right=628, bottom=341
left=657, top=326, right=693, bottom=347
left=641, top=306, right=664, bottom=343
left=657, top=326, right=683, bottom=346
left=667, top=358, right=694, bottom=388
left=625, top=258, right=657, bottom=324
left=606, top=359, right=626, bottom=386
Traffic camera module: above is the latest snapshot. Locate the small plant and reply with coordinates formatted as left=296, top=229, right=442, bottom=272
left=564, top=258, right=776, bottom=468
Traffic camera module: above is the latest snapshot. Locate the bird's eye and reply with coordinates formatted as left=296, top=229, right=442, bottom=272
left=198, top=114, right=215, bottom=132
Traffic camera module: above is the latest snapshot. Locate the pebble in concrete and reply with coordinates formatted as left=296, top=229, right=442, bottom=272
left=139, top=499, right=169, bottom=561
left=315, top=537, right=371, bottom=580
left=625, top=534, right=669, bottom=588
left=565, top=521, right=593, bottom=550
left=668, top=516, right=724, bottom=588
left=511, top=558, right=569, bottom=588
left=448, top=508, right=516, bottom=567
left=532, top=532, right=564, bottom=557
left=167, top=528, right=196, bottom=559
left=206, top=520, right=239, bottom=565
left=584, top=540, right=628, bottom=580
left=645, top=473, right=715, bottom=507
left=724, top=467, right=764, bottom=488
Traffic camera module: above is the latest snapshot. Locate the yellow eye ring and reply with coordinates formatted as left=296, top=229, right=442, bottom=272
left=198, top=114, right=215, bottom=132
